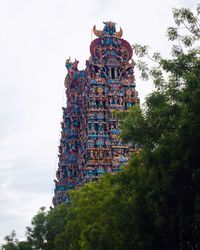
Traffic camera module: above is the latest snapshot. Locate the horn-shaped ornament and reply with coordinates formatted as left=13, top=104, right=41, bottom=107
left=93, top=25, right=103, bottom=37
left=115, top=27, right=123, bottom=38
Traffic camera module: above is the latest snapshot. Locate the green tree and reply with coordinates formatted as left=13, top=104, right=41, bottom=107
left=1, top=231, right=18, bottom=250
left=1, top=231, right=32, bottom=250
left=26, top=207, right=48, bottom=249
left=119, top=4, right=200, bottom=249
left=46, top=204, right=70, bottom=250
left=17, top=241, right=32, bottom=250
left=25, top=205, right=69, bottom=250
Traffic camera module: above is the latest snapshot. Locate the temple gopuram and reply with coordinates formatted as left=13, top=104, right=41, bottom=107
left=53, top=22, right=140, bottom=206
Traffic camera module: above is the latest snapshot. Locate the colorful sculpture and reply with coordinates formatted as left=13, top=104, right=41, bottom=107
left=53, top=22, right=140, bottom=206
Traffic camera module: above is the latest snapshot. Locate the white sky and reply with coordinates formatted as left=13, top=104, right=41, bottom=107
left=0, top=0, right=198, bottom=244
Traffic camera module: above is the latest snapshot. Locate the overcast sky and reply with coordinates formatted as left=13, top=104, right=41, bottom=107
left=0, top=0, right=198, bottom=244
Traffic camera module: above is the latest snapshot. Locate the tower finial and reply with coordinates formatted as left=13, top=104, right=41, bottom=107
left=93, top=25, right=103, bottom=37
left=93, top=21, right=123, bottom=38
left=115, top=27, right=123, bottom=38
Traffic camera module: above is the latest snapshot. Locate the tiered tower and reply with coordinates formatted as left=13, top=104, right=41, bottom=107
left=53, top=22, right=139, bottom=206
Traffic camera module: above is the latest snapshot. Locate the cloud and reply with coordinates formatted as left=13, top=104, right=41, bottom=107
left=88, top=0, right=119, bottom=15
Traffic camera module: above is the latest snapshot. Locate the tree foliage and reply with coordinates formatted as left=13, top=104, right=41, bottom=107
left=1, top=4, right=200, bottom=250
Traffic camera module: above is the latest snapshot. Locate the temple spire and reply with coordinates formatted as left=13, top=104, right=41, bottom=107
left=53, top=22, right=139, bottom=206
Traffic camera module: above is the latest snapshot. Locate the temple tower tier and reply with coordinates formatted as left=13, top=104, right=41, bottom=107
left=53, top=21, right=140, bottom=206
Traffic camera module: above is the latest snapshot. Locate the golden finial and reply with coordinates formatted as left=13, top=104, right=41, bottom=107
left=93, top=25, right=103, bottom=37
